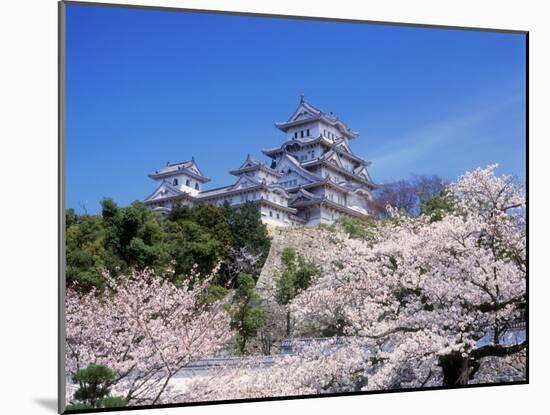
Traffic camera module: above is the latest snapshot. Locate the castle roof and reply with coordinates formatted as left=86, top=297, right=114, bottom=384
left=262, top=135, right=330, bottom=156
left=262, top=135, right=368, bottom=166
left=229, top=154, right=283, bottom=177
left=288, top=195, right=369, bottom=218
left=144, top=180, right=195, bottom=204
left=301, top=158, right=378, bottom=189
left=149, top=159, right=210, bottom=182
left=275, top=96, right=359, bottom=139
left=143, top=98, right=376, bottom=223
left=196, top=176, right=290, bottom=201
left=275, top=153, right=323, bottom=183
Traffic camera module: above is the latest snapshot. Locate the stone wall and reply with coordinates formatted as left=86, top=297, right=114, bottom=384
left=250, top=224, right=334, bottom=353
left=256, top=224, right=330, bottom=302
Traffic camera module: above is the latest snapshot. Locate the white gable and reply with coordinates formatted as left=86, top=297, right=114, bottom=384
left=324, top=151, right=344, bottom=169
left=186, top=164, right=201, bottom=175
left=289, top=102, right=319, bottom=122
left=289, top=189, right=321, bottom=205
left=275, top=156, right=318, bottom=184
left=231, top=175, right=261, bottom=190
left=241, top=160, right=260, bottom=170
left=354, top=166, right=372, bottom=181
left=334, top=139, right=352, bottom=154
left=145, top=182, right=182, bottom=201
left=292, top=109, right=315, bottom=122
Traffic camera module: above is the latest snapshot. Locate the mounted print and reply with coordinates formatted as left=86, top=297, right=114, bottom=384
left=59, top=1, right=528, bottom=413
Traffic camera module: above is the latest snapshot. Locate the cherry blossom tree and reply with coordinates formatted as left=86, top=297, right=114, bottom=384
left=65, top=269, right=232, bottom=405
left=181, top=338, right=371, bottom=402
left=66, top=165, right=526, bottom=404
left=182, top=165, right=526, bottom=400
left=292, top=165, right=526, bottom=389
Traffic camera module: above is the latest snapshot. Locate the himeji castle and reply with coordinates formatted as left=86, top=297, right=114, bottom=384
left=144, top=97, right=378, bottom=226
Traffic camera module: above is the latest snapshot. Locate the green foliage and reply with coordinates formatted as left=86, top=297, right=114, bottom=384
left=65, top=402, right=93, bottom=410
left=275, top=247, right=319, bottom=335
left=66, top=200, right=271, bottom=292
left=420, top=189, right=456, bottom=222
left=281, top=247, right=297, bottom=270
left=69, top=364, right=127, bottom=409
left=66, top=208, right=78, bottom=228
left=317, top=223, right=336, bottom=233
left=275, top=269, right=296, bottom=306
left=66, top=397, right=127, bottom=410
left=230, top=273, right=265, bottom=354
left=165, top=204, right=231, bottom=284
left=295, top=255, right=319, bottom=291
left=337, top=217, right=376, bottom=239
left=96, top=397, right=128, bottom=408
left=275, top=247, right=319, bottom=305
left=101, top=198, right=167, bottom=275
left=223, top=202, right=270, bottom=255
left=220, top=201, right=271, bottom=286
left=203, top=284, right=230, bottom=305
left=66, top=214, right=106, bottom=291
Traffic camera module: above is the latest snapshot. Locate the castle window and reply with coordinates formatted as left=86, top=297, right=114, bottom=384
left=294, top=132, right=298, bottom=139
left=300, top=130, right=304, bottom=138
left=186, top=179, right=190, bottom=186
left=173, top=178, right=178, bottom=185
left=269, top=211, right=273, bottom=217
left=306, top=129, right=310, bottom=136
left=195, top=183, right=199, bottom=190
left=276, top=213, right=280, bottom=219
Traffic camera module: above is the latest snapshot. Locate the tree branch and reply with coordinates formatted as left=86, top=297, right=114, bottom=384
left=471, top=341, right=526, bottom=360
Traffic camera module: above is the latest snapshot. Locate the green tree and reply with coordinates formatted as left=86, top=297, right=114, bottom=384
left=223, top=201, right=270, bottom=259
left=66, top=199, right=269, bottom=292
left=101, top=198, right=166, bottom=275
left=66, top=213, right=105, bottom=291
left=230, top=273, right=265, bottom=354
left=220, top=202, right=271, bottom=286
left=66, top=207, right=78, bottom=228
left=295, top=254, right=319, bottom=292
left=202, top=284, right=230, bottom=305
left=164, top=204, right=231, bottom=284
left=66, top=364, right=127, bottom=410
left=274, top=247, right=319, bottom=336
left=337, top=217, right=376, bottom=239
left=420, top=189, right=456, bottom=222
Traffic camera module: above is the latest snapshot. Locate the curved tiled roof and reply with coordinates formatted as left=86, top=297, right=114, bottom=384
left=149, top=159, right=210, bottom=182
left=274, top=96, right=359, bottom=139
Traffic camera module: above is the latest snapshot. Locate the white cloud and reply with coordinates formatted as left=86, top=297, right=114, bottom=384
left=368, top=94, right=522, bottom=181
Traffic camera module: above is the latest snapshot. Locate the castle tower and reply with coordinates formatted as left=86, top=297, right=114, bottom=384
left=145, top=97, right=377, bottom=225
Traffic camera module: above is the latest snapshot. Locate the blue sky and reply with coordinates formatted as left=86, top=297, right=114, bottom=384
left=66, top=4, right=526, bottom=213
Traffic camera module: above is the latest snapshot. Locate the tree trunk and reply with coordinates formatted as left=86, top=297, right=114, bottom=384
left=286, top=310, right=291, bottom=337
left=238, top=336, right=247, bottom=355
left=439, top=352, right=471, bottom=386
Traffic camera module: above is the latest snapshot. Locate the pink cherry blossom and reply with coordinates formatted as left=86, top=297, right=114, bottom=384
left=65, top=269, right=232, bottom=405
